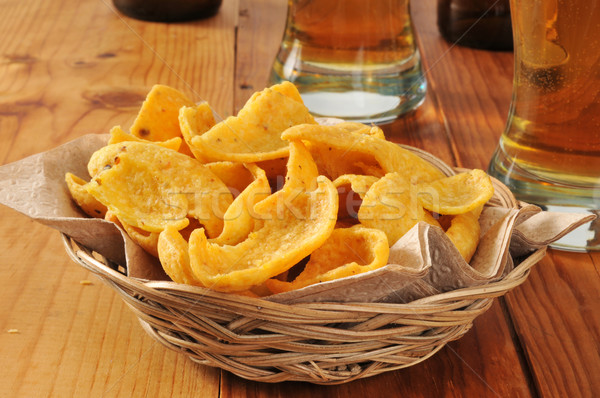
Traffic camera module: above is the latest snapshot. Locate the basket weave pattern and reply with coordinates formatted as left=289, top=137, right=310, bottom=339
left=62, top=147, right=542, bottom=384
left=62, top=175, right=543, bottom=384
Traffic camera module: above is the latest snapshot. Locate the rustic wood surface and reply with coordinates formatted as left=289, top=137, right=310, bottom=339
left=0, top=0, right=598, bottom=397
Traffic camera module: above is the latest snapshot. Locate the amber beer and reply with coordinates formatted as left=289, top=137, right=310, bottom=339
left=489, top=0, right=600, bottom=250
left=270, top=0, right=426, bottom=124
left=280, top=0, right=413, bottom=65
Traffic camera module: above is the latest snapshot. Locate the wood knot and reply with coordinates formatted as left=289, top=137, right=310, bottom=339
left=3, top=54, right=37, bottom=65
left=82, top=87, right=146, bottom=110
left=97, top=52, right=116, bottom=59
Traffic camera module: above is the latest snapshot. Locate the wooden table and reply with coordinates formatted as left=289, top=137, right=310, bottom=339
left=1, top=0, right=598, bottom=396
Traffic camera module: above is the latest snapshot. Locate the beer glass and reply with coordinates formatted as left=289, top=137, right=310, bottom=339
left=269, top=0, right=426, bottom=125
left=488, top=0, right=600, bottom=251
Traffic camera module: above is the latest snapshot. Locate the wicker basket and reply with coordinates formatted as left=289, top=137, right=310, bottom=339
left=60, top=161, right=545, bottom=384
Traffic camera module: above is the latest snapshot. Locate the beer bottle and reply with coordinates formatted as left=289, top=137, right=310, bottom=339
left=112, top=0, right=222, bottom=22
left=437, top=0, right=512, bottom=51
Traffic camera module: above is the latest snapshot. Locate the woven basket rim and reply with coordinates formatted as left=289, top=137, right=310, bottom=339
left=63, top=233, right=543, bottom=308
left=62, top=233, right=543, bottom=384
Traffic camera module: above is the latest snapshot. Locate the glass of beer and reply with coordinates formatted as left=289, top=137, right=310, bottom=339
left=488, top=0, right=600, bottom=251
left=269, top=0, right=426, bottom=125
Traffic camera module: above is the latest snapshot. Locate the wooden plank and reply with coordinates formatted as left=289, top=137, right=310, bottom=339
left=0, top=212, right=220, bottom=397
left=0, top=0, right=236, bottom=396
left=234, top=0, right=287, bottom=111
left=505, top=251, right=600, bottom=397
left=0, top=0, right=237, bottom=163
left=384, top=81, right=457, bottom=167
left=412, top=1, right=600, bottom=397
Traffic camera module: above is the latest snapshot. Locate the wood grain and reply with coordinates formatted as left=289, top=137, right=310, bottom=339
left=410, top=0, right=513, bottom=170
left=0, top=0, right=235, bottom=396
left=234, top=0, right=287, bottom=112
left=1, top=0, right=598, bottom=396
left=505, top=252, right=600, bottom=397
left=0, top=208, right=222, bottom=397
left=410, top=2, right=600, bottom=398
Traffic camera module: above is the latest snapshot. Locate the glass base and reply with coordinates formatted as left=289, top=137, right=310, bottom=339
left=488, top=149, right=600, bottom=252
left=269, top=60, right=426, bottom=125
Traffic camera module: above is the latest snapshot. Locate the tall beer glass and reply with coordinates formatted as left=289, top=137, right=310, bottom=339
left=269, top=0, right=426, bottom=125
left=488, top=0, right=600, bottom=251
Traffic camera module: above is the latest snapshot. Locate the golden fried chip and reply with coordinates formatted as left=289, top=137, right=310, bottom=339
left=178, top=103, right=216, bottom=162
left=240, top=81, right=305, bottom=108
left=269, top=80, right=305, bottom=104
left=130, top=84, right=195, bottom=143
left=204, top=158, right=288, bottom=195
left=205, top=161, right=255, bottom=196
left=333, top=174, right=379, bottom=199
left=282, top=124, right=446, bottom=183
left=157, top=225, right=201, bottom=285
left=333, top=174, right=379, bottom=219
left=189, top=83, right=316, bottom=162
left=339, top=123, right=385, bottom=140
left=256, top=156, right=289, bottom=187
left=445, top=205, right=484, bottom=262
left=314, top=120, right=385, bottom=139
left=304, top=124, right=385, bottom=179
left=354, top=161, right=386, bottom=178
left=112, top=213, right=202, bottom=259
left=158, top=226, right=267, bottom=298
left=86, top=141, right=233, bottom=235
left=103, top=209, right=120, bottom=225
left=283, top=138, right=320, bottom=192
left=417, top=169, right=494, bottom=215
left=210, top=164, right=271, bottom=246
left=119, top=217, right=160, bottom=257
left=187, top=141, right=338, bottom=292
left=108, top=125, right=183, bottom=151
left=312, top=146, right=385, bottom=180
left=265, top=225, right=389, bottom=293
left=362, top=125, right=386, bottom=140
left=358, top=172, right=427, bottom=246
left=65, top=172, right=107, bottom=218
left=87, top=143, right=122, bottom=178
left=422, top=210, right=442, bottom=228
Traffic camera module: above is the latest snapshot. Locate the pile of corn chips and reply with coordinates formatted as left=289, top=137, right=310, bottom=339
left=66, top=83, right=494, bottom=297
